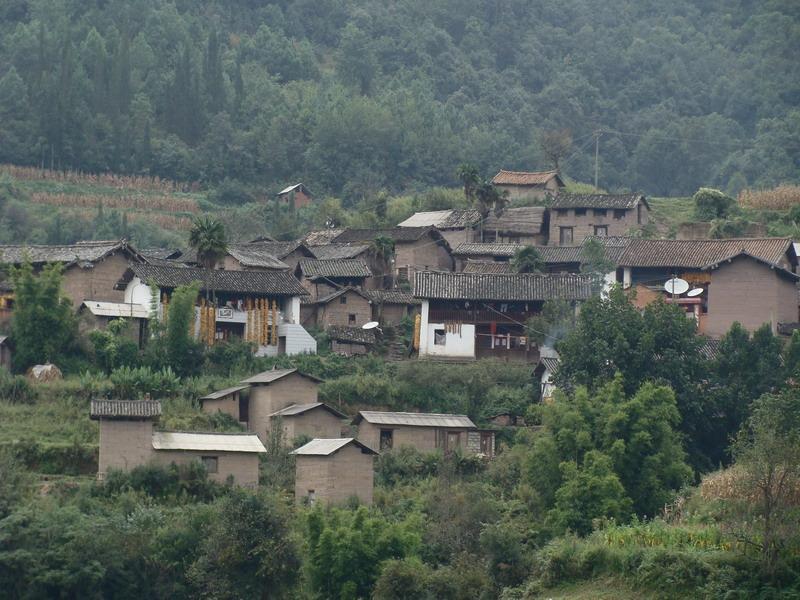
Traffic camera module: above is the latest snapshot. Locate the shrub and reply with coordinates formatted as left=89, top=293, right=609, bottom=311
left=0, top=368, right=37, bottom=404
left=109, top=365, right=181, bottom=399
left=8, top=439, right=97, bottom=475
left=693, top=188, right=737, bottom=221
left=207, top=178, right=255, bottom=206
left=99, top=462, right=221, bottom=501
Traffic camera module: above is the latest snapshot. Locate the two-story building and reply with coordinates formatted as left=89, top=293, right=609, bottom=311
left=491, top=169, right=564, bottom=200
left=397, top=209, right=482, bottom=248
left=414, top=271, right=593, bottom=362
left=548, top=193, right=649, bottom=245
left=483, top=207, right=548, bottom=245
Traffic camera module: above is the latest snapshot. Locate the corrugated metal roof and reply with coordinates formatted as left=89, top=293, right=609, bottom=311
left=125, top=264, right=309, bottom=296
left=90, top=399, right=162, bottom=420
left=199, top=385, right=248, bottom=401
left=299, top=258, right=372, bottom=279
left=269, top=402, right=347, bottom=418
left=81, top=301, right=151, bottom=319
left=618, top=238, right=794, bottom=268
left=414, top=271, right=593, bottom=301
left=550, top=193, right=647, bottom=209
left=492, top=170, right=562, bottom=186
left=240, top=368, right=323, bottom=385
left=356, top=411, right=476, bottom=428
left=152, top=431, right=266, bottom=453
left=398, top=209, right=482, bottom=229
left=484, top=207, right=546, bottom=236
left=278, top=183, right=305, bottom=195
left=290, top=437, right=378, bottom=456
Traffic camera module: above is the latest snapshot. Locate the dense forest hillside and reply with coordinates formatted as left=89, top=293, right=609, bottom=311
left=0, top=0, right=798, bottom=203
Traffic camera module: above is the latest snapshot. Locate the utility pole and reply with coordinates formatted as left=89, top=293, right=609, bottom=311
left=594, top=129, right=602, bottom=191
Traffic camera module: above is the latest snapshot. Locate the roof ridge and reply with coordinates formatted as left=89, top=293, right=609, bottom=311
left=155, top=429, right=260, bottom=436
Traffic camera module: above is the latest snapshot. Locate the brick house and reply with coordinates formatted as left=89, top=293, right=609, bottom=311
left=199, top=385, right=250, bottom=424
left=491, top=170, right=564, bottom=201
left=616, top=238, right=799, bottom=338
left=277, top=183, right=313, bottom=209
left=300, top=287, right=373, bottom=330
left=548, top=193, right=649, bottom=245
left=296, top=259, right=373, bottom=299
left=332, top=227, right=453, bottom=286
left=354, top=411, right=495, bottom=456
left=364, top=289, right=420, bottom=325
left=483, top=207, right=548, bottom=245
left=181, top=240, right=315, bottom=273
left=414, top=271, right=593, bottom=362
left=91, top=399, right=266, bottom=487
left=397, top=209, right=482, bottom=248
left=291, top=438, right=377, bottom=505
left=326, top=325, right=377, bottom=355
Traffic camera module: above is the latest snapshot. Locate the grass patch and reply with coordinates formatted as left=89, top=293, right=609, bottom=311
left=535, top=576, right=650, bottom=599
left=647, top=197, right=694, bottom=235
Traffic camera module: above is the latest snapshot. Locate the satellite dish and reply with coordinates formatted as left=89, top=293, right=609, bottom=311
left=664, top=278, right=689, bottom=295
left=687, top=288, right=704, bottom=297
left=362, top=321, right=380, bottom=330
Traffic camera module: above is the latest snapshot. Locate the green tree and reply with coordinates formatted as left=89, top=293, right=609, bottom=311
left=511, top=245, right=544, bottom=273
left=456, top=163, right=480, bottom=204
left=371, top=235, right=396, bottom=287
left=9, top=261, right=76, bottom=371
left=580, top=238, right=615, bottom=295
left=692, top=187, right=736, bottom=221
left=163, top=282, right=203, bottom=376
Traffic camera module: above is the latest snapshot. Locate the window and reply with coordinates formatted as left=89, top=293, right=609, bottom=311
left=575, top=208, right=587, bottom=216
left=594, top=208, right=607, bottom=217
left=397, top=266, right=409, bottom=281
left=434, top=328, right=446, bottom=345
left=480, top=432, right=494, bottom=456
left=201, top=456, right=218, bottom=474
left=559, top=227, right=574, bottom=245
left=594, top=225, right=608, bottom=237
left=556, top=208, right=568, bottom=217
left=637, top=203, right=644, bottom=225
left=339, top=296, right=347, bottom=304
left=307, top=490, right=316, bottom=504
left=613, top=209, right=626, bottom=220
left=380, top=429, right=394, bottom=450
left=446, top=431, right=460, bottom=451
left=348, top=313, right=356, bottom=324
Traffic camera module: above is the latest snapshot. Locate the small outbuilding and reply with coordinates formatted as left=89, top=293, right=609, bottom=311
left=199, top=385, right=250, bottom=424
left=291, top=438, right=377, bottom=505
left=269, top=402, right=347, bottom=443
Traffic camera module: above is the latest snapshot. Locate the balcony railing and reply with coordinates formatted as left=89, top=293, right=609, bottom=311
left=429, top=309, right=531, bottom=323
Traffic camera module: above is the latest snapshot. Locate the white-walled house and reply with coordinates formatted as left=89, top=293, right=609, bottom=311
left=116, top=264, right=316, bottom=355
left=414, top=271, right=593, bottom=362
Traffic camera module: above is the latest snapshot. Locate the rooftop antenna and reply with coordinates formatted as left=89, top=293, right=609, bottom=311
left=362, top=321, right=382, bottom=333
left=664, top=277, right=689, bottom=298
left=687, top=288, right=703, bottom=297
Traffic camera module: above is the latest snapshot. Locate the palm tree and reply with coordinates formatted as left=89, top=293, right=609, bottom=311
left=189, top=215, right=228, bottom=300
left=511, top=246, right=544, bottom=274
left=371, top=235, right=396, bottom=289
left=474, top=181, right=509, bottom=241
left=456, top=163, right=481, bottom=204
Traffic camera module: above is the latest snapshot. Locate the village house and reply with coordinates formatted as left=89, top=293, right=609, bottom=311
left=354, top=410, right=495, bottom=456
left=397, top=209, right=482, bottom=248
left=616, top=238, right=800, bottom=338
left=296, top=258, right=374, bottom=299
left=483, top=207, right=548, bottom=245
left=238, top=368, right=345, bottom=444
left=291, top=438, right=377, bottom=505
left=364, top=289, right=420, bottom=325
left=332, top=227, right=453, bottom=286
left=491, top=169, right=564, bottom=200
left=0, top=240, right=147, bottom=323
left=548, top=193, right=649, bottom=245
left=414, top=271, right=593, bottom=362
left=326, top=325, right=377, bottom=355
left=181, top=240, right=315, bottom=273
left=78, top=300, right=151, bottom=348
left=277, top=183, right=313, bottom=209
left=117, top=263, right=316, bottom=355
left=300, top=287, right=373, bottom=330
left=199, top=385, right=250, bottom=424
left=91, top=399, right=266, bottom=487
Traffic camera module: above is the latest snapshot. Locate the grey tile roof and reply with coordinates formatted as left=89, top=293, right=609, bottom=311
left=355, top=411, right=476, bottom=428
left=309, top=243, right=371, bottom=260
left=452, top=243, right=522, bottom=257
left=492, top=170, right=562, bottom=186
left=152, top=431, right=266, bottom=453
left=90, top=399, right=162, bottom=420
left=199, top=385, right=249, bottom=401
left=302, top=229, right=345, bottom=245
left=141, top=248, right=183, bottom=260
left=398, top=209, right=482, bottom=229
left=125, top=264, right=308, bottom=296
left=617, top=238, right=795, bottom=268
left=463, top=260, right=513, bottom=274
left=414, top=271, right=594, bottom=301
left=0, top=240, right=143, bottom=266
left=701, top=250, right=800, bottom=281
left=484, top=207, right=546, bottom=236
left=240, top=368, right=323, bottom=385
left=291, top=437, right=378, bottom=456
left=298, top=259, right=372, bottom=279
left=226, top=245, right=290, bottom=269
left=363, top=289, right=420, bottom=304
left=333, top=227, right=438, bottom=244
left=314, top=286, right=371, bottom=305
left=550, top=193, right=647, bottom=210
left=269, top=402, right=347, bottom=418
left=327, top=325, right=377, bottom=345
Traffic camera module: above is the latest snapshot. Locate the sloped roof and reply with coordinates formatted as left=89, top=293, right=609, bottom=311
left=298, top=259, right=372, bottom=279
left=398, top=209, right=482, bottom=229
left=90, top=399, right=161, bottom=420
left=278, top=183, right=310, bottom=196
left=463, top=260, right=513, bottom=274
left=414, top=271, right=593, bottom=301
left=699, top=339, right=721, bottom=361
left=355, top=411, right=476, bottom=428
left=122, top=264, right=308, bottom=296
left=302, top=229, right=345, bottom=246
left=240, top=368, right=323, bottom=385
left=0, top=240, right=144, bottom=267
left=199, top=385, right=249, bottom=401
left=484, top=207, right=546, bottom=235
left=452, top=243, right=522, bottom=257
left=81, top=301, right=151, bottom=319
left=327, top=325, right=377, bottom=345
left=226, top=245, right=290, bottom=270
left=141, top=248, right=183, bottom=260
left=152, top=431, right=266, bottom=453
left=363, top=289, right=420, bottom=305
left=618, top=238, right=795, bottom=268
left=315, top=287, right=372, bottom=305
left=291, top=437, right=378, bottom=456
left=492, top=170, right=563, bottom=186
left=269, top=402, right=348, bottom=419
left=309, top=243, right=371, bottom=260
left=539, top=357, right=561, bottom=373
left=550, top=193, right=647, bottom=210
left=333, top=227, right=442, bottom=244
left=701, top=250, right=800, bottom=281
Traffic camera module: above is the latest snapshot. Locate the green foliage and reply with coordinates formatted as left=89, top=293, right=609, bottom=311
left=0, top=446, right=32, bottom=518
left=87, top=318, right=140, bottom=373
left=580, top=238, right=615, bottom=294
left=161, top=282, right=204, bottom=376
left=511, top=246, right=544, bottom=274
left=188, top=215, right=228, bottom=270
left=109, top=365, right=181, bottom=399
left=9, top=261, right=77, bottom=372
left=0, top=367, right=36, bottom=404
left=99, top=462, right=221, bottom=502
left=692, top=188, right=737, bottom=221
left=526, top=300, right=577, bottom=347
